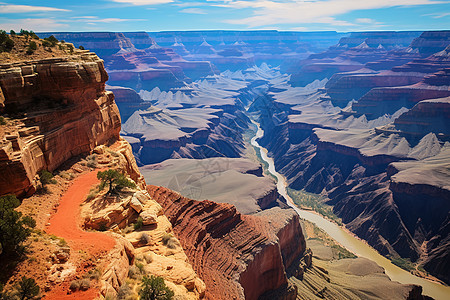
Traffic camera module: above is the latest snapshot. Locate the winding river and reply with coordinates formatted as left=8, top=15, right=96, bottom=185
left=250, top=121, right=449, bottom=300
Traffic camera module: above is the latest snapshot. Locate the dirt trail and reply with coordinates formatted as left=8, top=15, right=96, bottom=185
left=45, top=170, right=116, bottom=299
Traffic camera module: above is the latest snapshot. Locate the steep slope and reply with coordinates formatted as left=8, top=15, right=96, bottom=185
left=147, top=185, right=305, bottom=300
left=0, top=44, right=121, bottom=197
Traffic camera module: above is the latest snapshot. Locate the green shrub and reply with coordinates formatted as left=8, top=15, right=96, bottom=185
left=0, top=116, right=6, bottom=125
left=97, top=169, right=136, bottom=194
left=10, top=30, right=15, bottom=36
left=0, top=30, right=14, bottom=52
left=0, top=195, right=36, bottom=257
left=135, top=262, right=144, bottom=273
left=86, top=154, right=97, bottom=168
left=139, top=275, right=174, bottom=300
left=16, top=276, right=40, bottom=299
left=78, top=45, right=85, bottom=50
left=28, top=41, right=37, bottom=50
left=39, top=169, right=57, bottom=186
left=44, top=35, right=58, bottom=47
left=134, top=217, right=143, bottom=230
left=42, top=40, right=51, bottom=47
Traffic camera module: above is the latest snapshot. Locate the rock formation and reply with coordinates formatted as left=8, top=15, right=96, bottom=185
left=41, top=32, right=217, bottom=89
left=147, top=185, right=306, bottom=300
left=0, top=50, right=121, bottom=197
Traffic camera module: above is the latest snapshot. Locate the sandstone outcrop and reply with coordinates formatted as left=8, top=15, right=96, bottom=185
left=147, top=185, right=306, bottom=300
left=0, top=51, right=121, bottom=197
left=81, top=186, right=206, bottom=299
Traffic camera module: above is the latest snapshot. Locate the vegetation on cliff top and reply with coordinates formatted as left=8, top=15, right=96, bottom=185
left=97, top=169, right=136, bottom=194
left=139, top=275, right=174, bottom=300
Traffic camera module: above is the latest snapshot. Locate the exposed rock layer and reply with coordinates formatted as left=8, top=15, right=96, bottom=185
left=147, top=185, right=306, bottom=300
left=0, top=52, right=121, bottom=197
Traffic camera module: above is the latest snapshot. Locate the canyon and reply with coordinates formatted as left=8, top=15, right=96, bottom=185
left=1, top=28, right=449, bottom=300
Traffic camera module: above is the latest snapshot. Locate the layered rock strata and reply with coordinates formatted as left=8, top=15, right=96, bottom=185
left=147, top=185, right=306, bottom=300
left=0, top=51, right=121, bottom=197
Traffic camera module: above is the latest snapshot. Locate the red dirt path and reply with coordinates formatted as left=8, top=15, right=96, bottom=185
left=45, top=170, right=116, bottom=300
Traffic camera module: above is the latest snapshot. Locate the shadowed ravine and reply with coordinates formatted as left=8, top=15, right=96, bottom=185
left=250, top=120, right=450, bottom=300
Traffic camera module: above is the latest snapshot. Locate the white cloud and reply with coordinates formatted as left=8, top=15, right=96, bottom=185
left=214, top=0, right=443, bottom=27
left=0, top=18, right=70, bottom=31
left=72, top=17, right=146, bottom=22
left=356, top=18, right=376, bottom=24
left=180, top=8, right=207, bottom=14
left=172, top=2, right=205, bottom=7
left=111, top=0, right=173, bottom=5
left=0, top=3, right=69, bottom=13
left=423, top=12, right=450, bottom=18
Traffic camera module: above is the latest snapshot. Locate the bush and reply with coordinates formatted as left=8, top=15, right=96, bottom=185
left=134, top=217, right=143, bottom=230
left=0, top=116, right=6, bottom=125
left=70, top=279, right=90, bottom=291
left=42, top=40, right=51, bottom=47
left=39, top=169, right=57, bottom=186
left=86, top=154, right=97, bottom=168
left=79, top=279, right=90, bottom=291
left=44, top=35, right=58, bottom=47
left=16, top=276, right=40, bottom=299
left=0, top=195, right=36, bottom=257
left=135, top=262, right=144, bottom=274
left=97, top=169, right=136, bottom=194
left=0, top=30, right=14, bottom=52
left=67, top=44, right=74, bottom=54
left=161, top=233, right=173, bottom=245
left=10, top=30, right=15, bottom=36
left=28, top=41, right=37, bottom=50
left=69, top=280, right=80, bottom=291
left=140, top=233, right=151, bottom=245
left=128, top=265, right=140, bottom=279
left=78, top=45, right=85, bottom=50
left=139, top=275, right=174, bottom=300
left=117, top=283, right=132, bottom=300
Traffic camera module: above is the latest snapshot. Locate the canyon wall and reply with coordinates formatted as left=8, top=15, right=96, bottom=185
left=254, top=30, right=450, bottom=283
left=147, top=185, right=305, bottom=300
left=0, top=51, right=121, bottom=197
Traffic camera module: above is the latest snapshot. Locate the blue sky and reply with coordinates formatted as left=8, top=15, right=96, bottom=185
left=0, top=0, right=449, bottom=32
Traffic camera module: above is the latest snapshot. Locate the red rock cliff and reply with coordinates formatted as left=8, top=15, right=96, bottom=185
left=0, top=51, right=121, bottom=196
left=147, top=185, right=306, bottom=300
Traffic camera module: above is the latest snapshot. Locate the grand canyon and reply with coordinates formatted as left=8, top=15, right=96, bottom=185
left=0, top=2, right=449, bottom=300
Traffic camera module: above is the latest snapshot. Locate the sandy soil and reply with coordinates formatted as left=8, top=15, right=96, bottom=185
left=45, top=170, right=116, bottom=299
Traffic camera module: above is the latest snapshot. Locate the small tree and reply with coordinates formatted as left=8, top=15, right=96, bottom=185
left=28, top=41, right=37, bottom=50
left=97, top=169, right=136, bottom=194
left=0, top=195, right=36, bottom=257
left=39, top=170, right=56, bottom=192
left=16, top=276, right=39, bottom=300
left=10, top=29, right=16, bottom=36
left=139, top=276, right=174, bottom=300
left=0, top=30, right=14, bottom=52
left=44, top=35, right=58, bottom=47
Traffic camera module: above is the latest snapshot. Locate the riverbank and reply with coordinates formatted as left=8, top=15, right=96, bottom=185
left=249, top=120, right=450, bottom=300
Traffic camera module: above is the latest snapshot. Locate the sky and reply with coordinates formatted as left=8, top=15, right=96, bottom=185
left=0, top=0, right=449, bottom=32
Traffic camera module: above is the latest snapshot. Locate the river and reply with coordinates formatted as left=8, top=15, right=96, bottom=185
left=250, top=121, right=449, bottom=300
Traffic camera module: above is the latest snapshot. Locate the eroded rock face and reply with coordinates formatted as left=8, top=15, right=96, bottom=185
left=0, top=52, right=121, bottom=197
left=147, top=185, right=306, bottom=300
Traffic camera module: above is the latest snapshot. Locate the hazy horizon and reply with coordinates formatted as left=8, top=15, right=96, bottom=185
left=1, top=0, right=449, bottom=33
